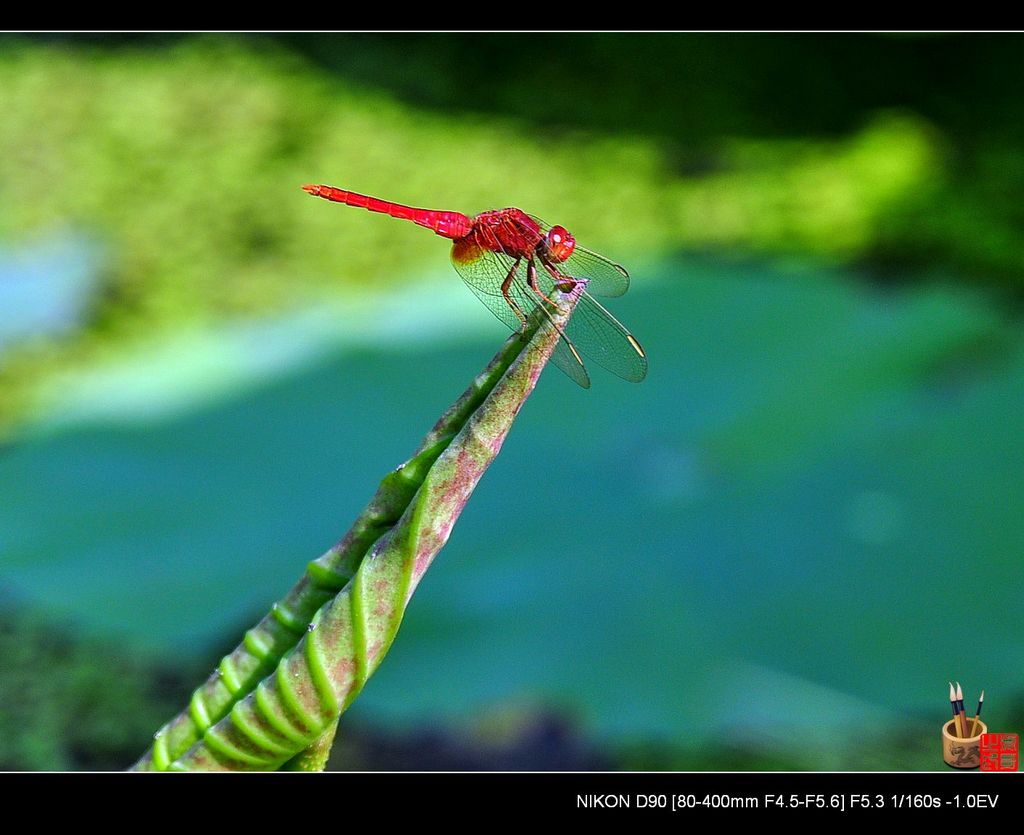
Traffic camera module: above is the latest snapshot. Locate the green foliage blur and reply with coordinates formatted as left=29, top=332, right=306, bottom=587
left=0, top=602, right=199, bottom=770
left=2, top=34, right=1024, bottom=432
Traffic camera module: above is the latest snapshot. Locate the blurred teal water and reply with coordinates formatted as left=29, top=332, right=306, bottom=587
left=2, top=256, right=1022, bottom=767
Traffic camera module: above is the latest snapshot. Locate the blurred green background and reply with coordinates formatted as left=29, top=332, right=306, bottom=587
left=1, top=33, right=1022, bottom=771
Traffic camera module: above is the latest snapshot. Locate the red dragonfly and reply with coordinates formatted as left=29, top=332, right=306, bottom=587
left=303, top=184, right=647, bottom=388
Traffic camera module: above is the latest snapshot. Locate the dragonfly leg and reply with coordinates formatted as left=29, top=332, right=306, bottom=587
left=538, top=254, right=581, bottom=294
left=501, top=257, right=529, bottom=331
left=526, top=256, right=565, bottom=307
left=526, top=255, right=589, bottom=375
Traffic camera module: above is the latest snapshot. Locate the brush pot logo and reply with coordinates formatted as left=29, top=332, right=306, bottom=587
left=942, top=719, right=986, bottom=769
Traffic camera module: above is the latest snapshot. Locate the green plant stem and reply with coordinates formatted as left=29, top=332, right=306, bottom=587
left=131, top=286, right=582, bottom=771
left=282, top=718, right=339, bottom=772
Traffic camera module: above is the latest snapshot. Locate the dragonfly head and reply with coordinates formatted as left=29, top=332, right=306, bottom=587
left=543, top=225, right=576, bottom=263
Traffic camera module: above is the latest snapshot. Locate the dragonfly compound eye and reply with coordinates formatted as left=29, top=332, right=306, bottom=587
left=545, top=226, right=576, bottom=263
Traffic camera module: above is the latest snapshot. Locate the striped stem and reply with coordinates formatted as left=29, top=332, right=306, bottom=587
left=132, top=285, right=582, bottom=771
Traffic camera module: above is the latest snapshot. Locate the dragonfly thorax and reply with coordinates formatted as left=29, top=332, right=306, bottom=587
left=467, top=209, right=577, bottom=265
left=468, top=208, right=545, bottom=259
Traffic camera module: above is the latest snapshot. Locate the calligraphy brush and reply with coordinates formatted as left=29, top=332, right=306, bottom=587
left=956, top=682, right=969, bottom=737
left=970, top=690, right=985, bottom=738
left=949, top=682, right=962, bottom=738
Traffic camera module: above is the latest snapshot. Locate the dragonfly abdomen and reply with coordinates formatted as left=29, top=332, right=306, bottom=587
left=303, top=184, right=472, bottom=239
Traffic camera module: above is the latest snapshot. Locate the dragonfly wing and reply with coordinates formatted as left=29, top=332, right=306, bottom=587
left=450, top=244, right=527, bottom=333
left=558, top=245, right=630, bottom=298
left=563, top=289, right=648, bottom=382
left=450, top=244, right=591, bottom=388
left=530, top=252, right=647, bottom=382
left=550, top=335, right=592, bottom=389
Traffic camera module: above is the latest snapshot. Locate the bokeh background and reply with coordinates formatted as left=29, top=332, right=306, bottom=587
left=1, top=33, right=1022, bottom=771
